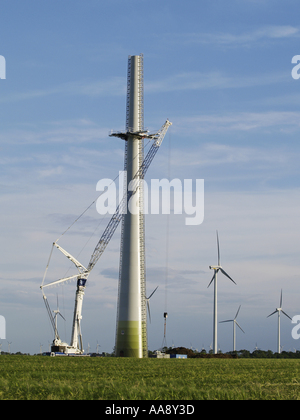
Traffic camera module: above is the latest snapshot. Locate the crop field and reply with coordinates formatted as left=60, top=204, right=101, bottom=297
left=0, top=355, right=300, bottom=400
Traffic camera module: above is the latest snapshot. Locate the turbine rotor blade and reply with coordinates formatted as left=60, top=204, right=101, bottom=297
left=147, top=300, right=151, bottom=323
left=58, top=312, right=66, bottom=321
left=207, top=272, right=215, bottom=288
left=235, top=321, right=245, bottom=333
left=267, top=310, right=277, bottom=318
left=281, top=310, right=292, bottom=321
left=280, top=289, right=282, bottom=308
left=216, top=230, right=220, bottom=266
left=235, top=305, right=241, bottom=320
left=219, top=268, right=236, bottom=285
left=146, top=285, right=158, bottom=300
left=219, top=320, right=233, bottom=323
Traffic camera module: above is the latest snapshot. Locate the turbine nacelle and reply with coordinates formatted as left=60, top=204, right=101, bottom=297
left=207, top=266, right=236, bottom=288
left=267, top=290, right=292, bottom=321
left=207, top=231, right=236, bottom=288
left=267, top=289, right=292, bottom=354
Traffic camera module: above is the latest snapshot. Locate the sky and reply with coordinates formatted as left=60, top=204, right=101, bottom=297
left=1, top=0, right=300, bottom=355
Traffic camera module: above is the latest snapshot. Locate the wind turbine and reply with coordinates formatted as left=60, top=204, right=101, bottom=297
left=53, top=295, right=65, bottom=341
left=145, top=286, right=158, bottom=324
left=267, top=289, right=292, bottom=354
left=254, top=343, right=260, bottom=351
left=208, top=231, right=236, bottom=354
left=220, top=305, right=245, bottom=351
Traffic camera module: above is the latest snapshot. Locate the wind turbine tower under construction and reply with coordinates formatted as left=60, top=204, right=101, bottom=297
left=112, top=54, right=171, bottom=357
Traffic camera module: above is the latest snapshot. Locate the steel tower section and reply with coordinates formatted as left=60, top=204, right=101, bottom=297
left=115, top=54, right=147, bottom=357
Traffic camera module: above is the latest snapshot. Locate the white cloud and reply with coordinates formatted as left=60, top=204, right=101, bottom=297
left=0, top=77, right=126, bottom=103
left=145, top=71, right=287, bottom=94
left=0, top=69, right=287, bottom=106
left=177, top=25, right=300, bottom=47
left=0, top=119, right=110, bottom=145
left=176, top=111, right=300, bottom=133
left=38, top=166, right=64, bottom=178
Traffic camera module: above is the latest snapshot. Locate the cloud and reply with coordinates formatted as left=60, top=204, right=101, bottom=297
left=0, top=77, right=126, bottom=103
left=176, top=111, right=300, bottom=133
left=147, top=266, right=205, bottom=291
left=1, top=67, right=286, bottom=107
left=145, top=71, right=287, bottom=94
left=177, top=25, right=300, bottom=47
left=0, top=119, right=109, bottom=145
left=38, top=166, right=64, bottom=178
left=101, top=267, right=119, bottom=280
left=0, top=67, right=288, bottom=107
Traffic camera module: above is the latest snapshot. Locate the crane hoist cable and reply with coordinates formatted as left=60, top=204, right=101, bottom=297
left=42, top=138, right=154, bottom=286
left=54, top=138, right=153, bottom=244
left=161, top=129, right=172, bottom=351
left=164, top=128, right=172, bottom=316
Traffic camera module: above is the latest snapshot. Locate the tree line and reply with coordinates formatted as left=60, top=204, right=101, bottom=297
left=156, top=347, right=300, bottom=359
left=2, top=347, right=300, bottom=358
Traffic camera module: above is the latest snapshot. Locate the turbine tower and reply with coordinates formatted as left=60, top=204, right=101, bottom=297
left=114, top=54, right=147, bottom=357
left=267, top=289, right=292, bottom=354
left=208, top=231, right=236, bottom=354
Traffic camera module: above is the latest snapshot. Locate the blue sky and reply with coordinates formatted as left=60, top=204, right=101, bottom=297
left=1, top=0, right=300, bottom=354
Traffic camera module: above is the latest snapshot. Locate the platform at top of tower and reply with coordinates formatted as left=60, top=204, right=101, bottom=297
left=109, top=129, right=158, bottom=141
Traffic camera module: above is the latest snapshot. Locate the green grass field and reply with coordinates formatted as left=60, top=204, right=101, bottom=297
left=0, top=355, right=300, bottom=400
